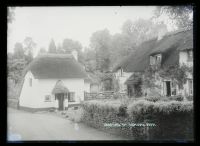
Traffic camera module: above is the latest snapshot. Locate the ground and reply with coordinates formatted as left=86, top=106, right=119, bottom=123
left=7, top=108, right=128, bottom=141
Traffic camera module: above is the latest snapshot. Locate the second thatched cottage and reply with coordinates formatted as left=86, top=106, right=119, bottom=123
left=113, top=28, right=193, bottom=98
left=19, top=51, right=90, bottom=111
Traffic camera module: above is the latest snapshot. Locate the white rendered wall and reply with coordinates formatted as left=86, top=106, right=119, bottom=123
left=19, top=71, right=85, bottom=108
left=19, top=71, right=39, bottom=108
left=115, top=69, right=132, bottom=92
left=179, top=51, right=193, bottom=67
left=179, top=51, right=193, bottom=96
left=84, top=82, right=90, bottom=92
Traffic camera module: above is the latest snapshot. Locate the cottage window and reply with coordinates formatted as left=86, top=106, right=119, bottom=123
left=171, top=81, right=177, bottom=96
left=45, top=95, right=51, bottom=102
left=29, top=78, right=32, bottom=87
left=188, top=79, right=193, bottom=95
left=120, top=68, right=123, bottom=77
left=150, top=56, right=155, bottom=65
left=68, top=92, right=75, bottom=102
left=187, top=50, right=193, bottom=62
left=150, top=54, right=162, bottom=66
left=155, top=55, right=161, bottom=65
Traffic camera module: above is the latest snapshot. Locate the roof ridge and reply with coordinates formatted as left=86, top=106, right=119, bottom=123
left=164, top=27, right=192, bottom=38
left=37, top=53, right=73, bottom=59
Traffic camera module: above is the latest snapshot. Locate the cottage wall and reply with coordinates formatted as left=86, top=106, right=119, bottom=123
left=115, top=69, right=132, bottom=92
left=84, top=81, right=90, bottom=92
left=179, top=51, right=193, bottom=67
left=19, top=71, right=39, bottom=108
left=179, top=51, right=193, bottom=96
left=90, top=84, right=99, bottom=93
left=19, top=71, right=85, bottom=109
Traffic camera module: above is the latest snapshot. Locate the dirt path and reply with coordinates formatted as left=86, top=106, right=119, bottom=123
left=7, top=108, right=129, bottom=141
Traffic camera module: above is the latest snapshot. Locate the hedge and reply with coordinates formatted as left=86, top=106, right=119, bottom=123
left=82, top=99, right=193, bottom=141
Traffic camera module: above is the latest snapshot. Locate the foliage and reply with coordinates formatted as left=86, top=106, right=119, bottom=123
left=23, top=37, right=35, bottom=63
left=7, top=58, right=27, bottom=84
left=110, top=19, right=168, bottom=66
left=13, top=43, right=24, bottom=59
left=168, top=95, right=184, bottom=101
left=158, top=64, right=192, bottom=89
left=62, top=38, right=82, bottom=53
left=38, top=47, right=47, bottom=54
left=143, top=64, right=192, bottom=91
left=127, top=99, right=193, bottom=116
left=48, top=39, right=57, bottom=53
left=8, top=38, right=36, bottom=85
left=144, top=96, right=169, bottom=102
left=143, top=66, right=158, bottom=89
left=153, top=6, right=193, bottom=29
left=90, top=29, right=111, bottom=72
left=185, top=95, right=193, bottom=101
left=133, top=75, right=143, bottom=97
left=7, top=7, right=15, bottom=23
left=82, top=98, right=193, bottom=140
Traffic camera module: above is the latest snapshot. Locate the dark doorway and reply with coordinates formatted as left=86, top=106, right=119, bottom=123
left=127, top=85, right=133, bottom=97
left=56, top=93, right=64, bottom=110
left=166, top=81, right=171, bottom=96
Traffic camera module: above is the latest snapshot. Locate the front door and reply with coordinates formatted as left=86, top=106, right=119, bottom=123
left=166, top=81, right=171, bottom=96
left=58, top=93, right=64, bottom=110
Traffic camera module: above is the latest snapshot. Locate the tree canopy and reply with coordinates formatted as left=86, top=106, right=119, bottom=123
left=48, top=39, right=57, bottom=53
left=153, top=6, right=193, bottom=29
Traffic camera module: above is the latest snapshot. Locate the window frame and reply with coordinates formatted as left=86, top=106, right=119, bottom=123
left=150, top=54, right=162, bottom=66
left=120, top=68, right=124, bottom=77
left=171, top=81, right=177, bottom=96
left=68, top=92, right=76, bottom=102
left=187, top=50, right=193, bottom=62
left=45, top=95, right=51, bottom=102
left=188, top=79, right=193, bottom=96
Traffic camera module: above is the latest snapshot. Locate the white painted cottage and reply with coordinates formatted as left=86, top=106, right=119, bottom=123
left=19, top=53, right=88, bottom=112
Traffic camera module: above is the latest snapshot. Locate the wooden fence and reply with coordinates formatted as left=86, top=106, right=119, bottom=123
left=84, top=91, right=126, bottom=100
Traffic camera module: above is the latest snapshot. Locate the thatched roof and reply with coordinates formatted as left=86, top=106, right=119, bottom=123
left=52, top=80, right=69, bottom=94
left=125, top=74, right=142, bottom=85
left=112, top=28, right=193, bottom=72
left=25, top=53, right=88, bottom=79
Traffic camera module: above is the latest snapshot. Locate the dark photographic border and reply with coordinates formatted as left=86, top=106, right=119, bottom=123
left=0, top=0, right=198, bottom=144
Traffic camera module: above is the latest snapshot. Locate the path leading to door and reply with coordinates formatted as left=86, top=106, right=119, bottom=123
left=7, top=108, right=129, bottom=141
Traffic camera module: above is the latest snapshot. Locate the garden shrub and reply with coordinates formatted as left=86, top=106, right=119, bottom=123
left=82, top=99, right=193, bottom=140
left=144, top=96, right=169, bottom=102
left=127, top=100, right=193, bottom=140
left=168, top=95, right=184, bottom=101
left=185, top=95, right=193, bottom=101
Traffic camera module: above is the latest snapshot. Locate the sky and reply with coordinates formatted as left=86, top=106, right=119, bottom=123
left=8, top=6, right=172, bottom=56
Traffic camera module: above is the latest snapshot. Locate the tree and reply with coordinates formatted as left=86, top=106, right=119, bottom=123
left=90, top=29, right=111, bottom=72
left=38, top=47, right=47, bottom=54
left=62, top=38, right=82, bottom=53
left=7, top=7, right=15, bottom=23
left=83, top=48, right=96, bottom=72
left=48, top=39, right=57, bottom=53
left=23, top=37, right=36, bottom=64
left=153, top=6, right=193, bottom=29
left=121, top=19, right=168, bottom=46
left=109, top=19, right=168, bottom=67
left=57, top=43, right=65, bottom=53
left=13, top=42, right=24, bottom=59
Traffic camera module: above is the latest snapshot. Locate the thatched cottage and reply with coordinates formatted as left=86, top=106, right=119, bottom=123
left=113, top=28, right=193, bottom=97
left=19, top=52, right=89, bottom=111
